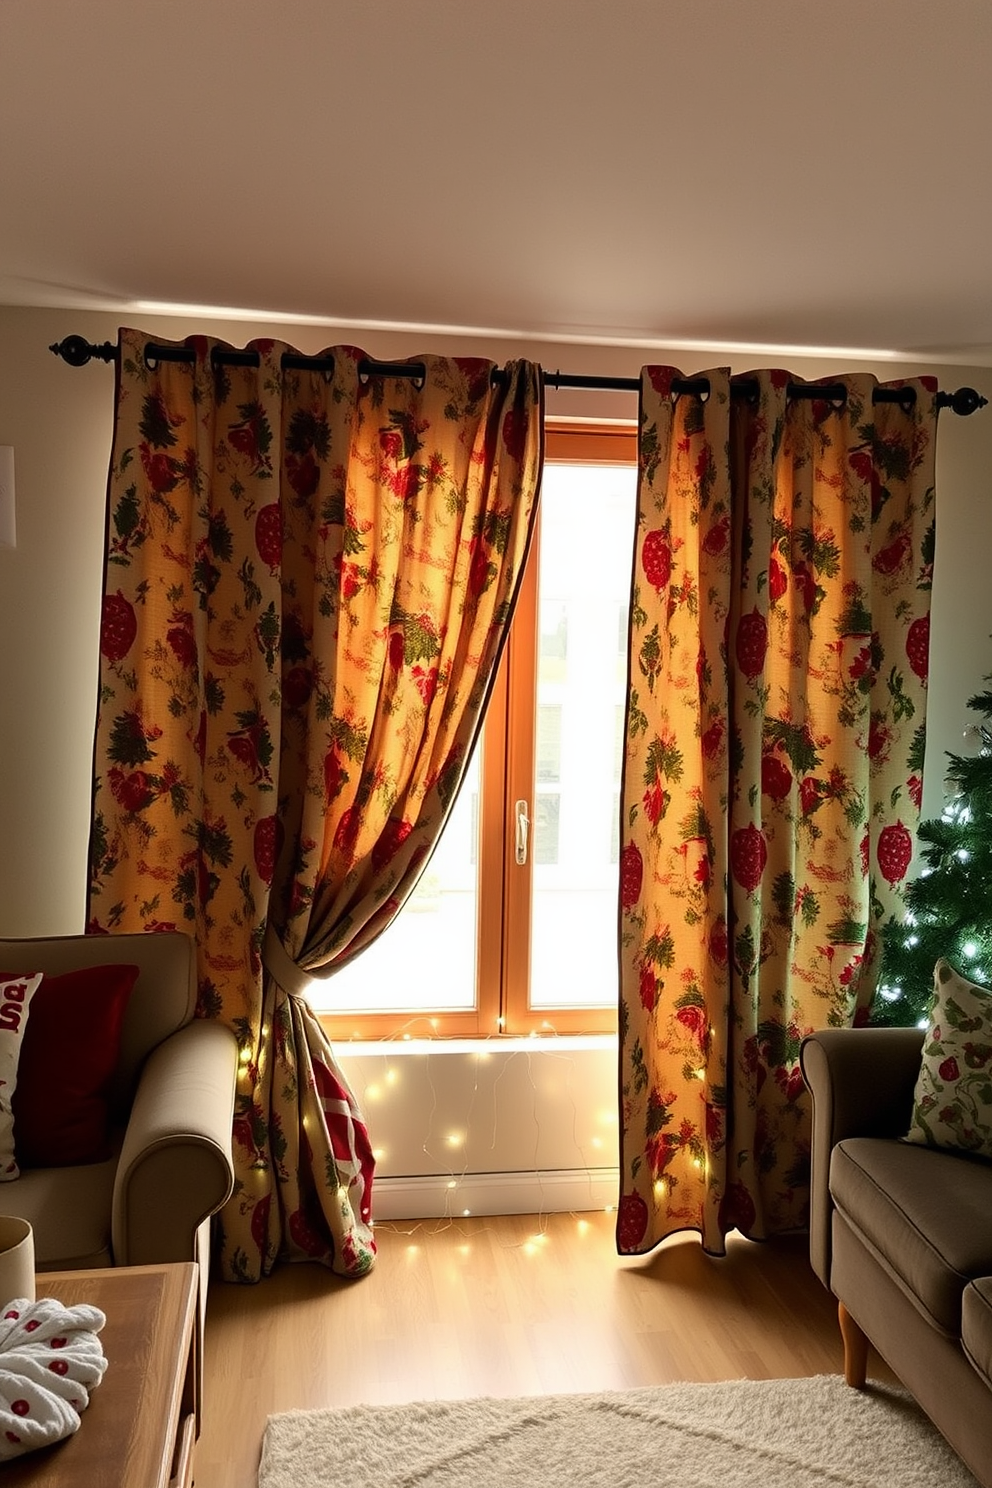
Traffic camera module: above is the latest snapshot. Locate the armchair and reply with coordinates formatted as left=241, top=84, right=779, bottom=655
left=800, top=1026, right=992, bottom=1488
left=0, top=931, right=237, bottom=1427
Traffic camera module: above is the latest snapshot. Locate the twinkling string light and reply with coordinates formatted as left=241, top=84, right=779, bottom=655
left=344, top=1017, right=617, bottom=1250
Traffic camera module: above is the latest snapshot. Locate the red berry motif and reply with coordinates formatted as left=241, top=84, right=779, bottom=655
left=877, top=821, right=913, bottom=885
left=799, top=776, right=823, bottom=816
left=469, top=540, right=492, bottom=597
left=251, top=1192, right=272, bottom=1255
left=323, top=748, right=346, bottom=804
left=253, top=814, right=284, bottom=886
left=333, top=806, right=360, bottom=854
left=641, top=530, right=672, bottom=591
left=100, top=590, right=138, bottom=662
left=288, top=1206, right=327, bottom=1259
left=502, top=407, right=528, bottom=462
left=701, top=719, right=724, bottom=760
left=388, top=629, right=405, bottom=670
left=255, top=502, right=283, bottom=570
left=761, top=753, right=792, bottom=801
left=709, top=916, right=729, bottom=965
left=617, top=1190, right=649, bottom=1251
left=873, top=530, right=911, bottom=575
left=283, top=665, right=313, bottom=710
left=735, top=608, right=768, bottom=680
left=906, top=614, right=930, bottom=682
left=372, top=817, right=414, bottom=874
left=768, top=556, right=788, bottom=602
left=286, top=450, right=320, bottom=498
left=730, top=823, right=767, bottom=892
left=938, top=1056, right=960, bottom=1082
left=702, top=516, right=729, bottom=556
left=619, top=842, right=644, bottom=910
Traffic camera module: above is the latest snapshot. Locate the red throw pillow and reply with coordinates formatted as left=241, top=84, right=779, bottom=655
left=8, top=964, right=139, bottom=1167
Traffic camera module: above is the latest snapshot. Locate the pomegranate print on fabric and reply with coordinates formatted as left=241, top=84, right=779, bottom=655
left=618, top=368, right=937, bottom=1257
left=89, top=330, right=542, bottom=1282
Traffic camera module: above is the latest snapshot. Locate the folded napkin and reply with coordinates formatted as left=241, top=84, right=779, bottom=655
left=0, top=1297, right=108, bottom=1460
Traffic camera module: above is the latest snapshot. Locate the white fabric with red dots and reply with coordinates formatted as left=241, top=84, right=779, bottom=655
left=0, top=1297, right=107, bottom=1459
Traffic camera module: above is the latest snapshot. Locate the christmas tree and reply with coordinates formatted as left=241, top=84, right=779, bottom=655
left=873, top=680, right=992, bottom=1027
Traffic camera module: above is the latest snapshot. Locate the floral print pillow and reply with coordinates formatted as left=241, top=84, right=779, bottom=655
left=905, top=959, right=992, bottom=1160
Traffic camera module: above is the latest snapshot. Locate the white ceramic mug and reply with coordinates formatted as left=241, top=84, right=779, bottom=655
left=0, top=1217, right=35, bottom=1304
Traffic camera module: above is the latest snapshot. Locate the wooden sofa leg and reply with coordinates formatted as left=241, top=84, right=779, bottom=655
left=838, top=1301, right=869, bottom=1388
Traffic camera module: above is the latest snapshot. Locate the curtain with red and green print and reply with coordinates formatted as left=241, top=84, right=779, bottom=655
left=90, top=330, right=542, bottom=1281
left=617, top=368, right=937, bottom=1257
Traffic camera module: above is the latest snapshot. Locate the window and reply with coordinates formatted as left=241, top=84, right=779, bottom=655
left=313, top=424, right=637, bottom=1038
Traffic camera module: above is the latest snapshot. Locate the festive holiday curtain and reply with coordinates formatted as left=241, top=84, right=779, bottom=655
left=618, top=368, right=937, bottom=1257
left=89, top=329, right=542, bottom=1281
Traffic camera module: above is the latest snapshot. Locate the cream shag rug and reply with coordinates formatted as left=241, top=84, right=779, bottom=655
left=258, top=1373, right=981, bottom=1487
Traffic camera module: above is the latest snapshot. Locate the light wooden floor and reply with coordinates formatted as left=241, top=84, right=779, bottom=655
left=195, top=1209, right=896, bottom=1487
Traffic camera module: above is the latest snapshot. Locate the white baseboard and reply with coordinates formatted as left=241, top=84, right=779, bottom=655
left=370, top=1167, right=620, bottom=1222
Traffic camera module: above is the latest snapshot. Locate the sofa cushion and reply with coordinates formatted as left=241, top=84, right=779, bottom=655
left=962, top=1277, right=992, bottom=1389
left=829, top=1136, right=992, bottom=1335
left=906, top=959, right=992, bottom=1160
left=10, top=963, right=138, bottom=1167
left=0, top=1142, right=120, bottom=1269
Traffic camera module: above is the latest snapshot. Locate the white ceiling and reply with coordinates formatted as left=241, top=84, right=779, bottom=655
left=3, top=0, right=992, bottom=363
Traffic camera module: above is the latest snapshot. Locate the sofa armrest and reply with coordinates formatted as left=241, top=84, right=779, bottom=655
left=111, top=1019, right=237, bottom=1269
left=799, top=1026, right=924, bottom=1286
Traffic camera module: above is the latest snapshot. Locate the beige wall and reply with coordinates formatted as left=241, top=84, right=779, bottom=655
left=2, top=304, right=991, bottom=1205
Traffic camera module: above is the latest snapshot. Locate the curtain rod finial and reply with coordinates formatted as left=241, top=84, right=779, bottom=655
left=50, top=336, right=116, bottom=367
left=939, top=386, right=987, bottom=417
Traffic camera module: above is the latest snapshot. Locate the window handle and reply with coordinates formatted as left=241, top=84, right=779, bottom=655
left=514, top=799, right=530, bottom=865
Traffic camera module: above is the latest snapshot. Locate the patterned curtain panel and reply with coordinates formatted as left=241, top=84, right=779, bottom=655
left=90, top=329, right=542, bottom=1281
left=618, top=368, right=937, bottom=1257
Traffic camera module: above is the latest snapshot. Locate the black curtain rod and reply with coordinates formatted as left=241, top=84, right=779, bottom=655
left=49, top=335, right=988, bottom=417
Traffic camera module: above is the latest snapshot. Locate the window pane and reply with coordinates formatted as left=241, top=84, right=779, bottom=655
left=533, top=792, right=560, bottom=865
left=308, top=747, right=480, bottom=1017
left=528, top=463, right=637, bottom=1013
left=536, top=704, right=562, bottom=782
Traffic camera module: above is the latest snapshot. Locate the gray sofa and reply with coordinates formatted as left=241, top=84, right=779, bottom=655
left=0, top=931, right=237, bottom=1426
left=800, top=1026, right=992, bottom=1488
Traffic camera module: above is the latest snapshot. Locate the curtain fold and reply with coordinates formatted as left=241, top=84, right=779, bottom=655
left=618, top=367, right=937, bottom=1257
left=89, top=330, right=542, bottom=1281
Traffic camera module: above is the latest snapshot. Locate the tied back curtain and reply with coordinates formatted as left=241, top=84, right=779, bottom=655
left=618, top=367, right=937, bottom=1258
left=89, top=329, right=542, bottom=1282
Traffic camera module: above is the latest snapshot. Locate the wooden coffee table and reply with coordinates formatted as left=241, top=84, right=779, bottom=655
left=1, top=1262, right=197, bottom=1488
